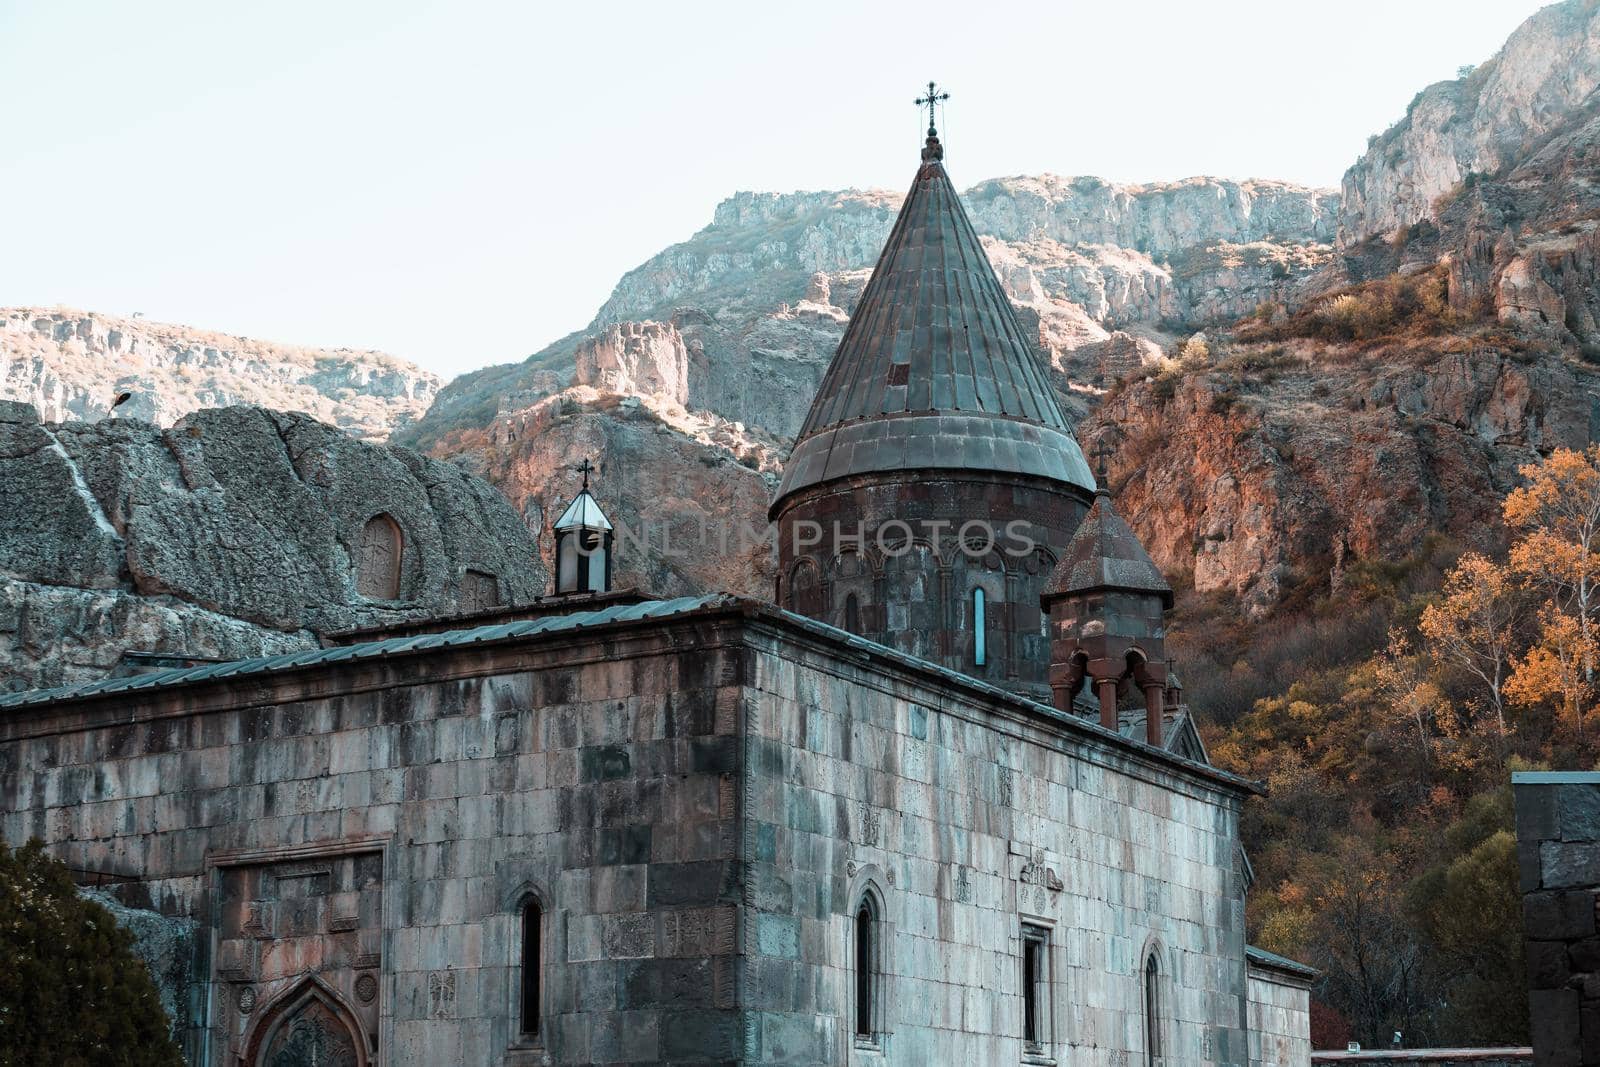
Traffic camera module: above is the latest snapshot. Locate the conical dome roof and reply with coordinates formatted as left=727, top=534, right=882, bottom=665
left=771, top=132, right=1095, bottom=515
left=1042, top=486, right=1172, bottom=607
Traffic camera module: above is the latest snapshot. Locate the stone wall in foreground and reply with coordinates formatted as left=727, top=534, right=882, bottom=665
left=736, top=623, right=1254, bottom=1065
left=1249, top=957, right=1313, bottom=1067
left=1514, top=770, right=1600, bottom=1067
left=0, top=603, right=1264, bottom=1066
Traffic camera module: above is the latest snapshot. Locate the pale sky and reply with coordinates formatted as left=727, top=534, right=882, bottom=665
left=0, top=0, right=1551, bottom=378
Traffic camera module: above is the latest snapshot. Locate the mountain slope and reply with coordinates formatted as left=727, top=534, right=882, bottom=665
left=1, top=307, right=439, bottom=440
left=398, top=175, right=1337, bottom=453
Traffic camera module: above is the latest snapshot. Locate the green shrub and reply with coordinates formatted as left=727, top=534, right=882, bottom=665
left=0, top=839, right=182, bottom=1066
left=1266, top=268, right=1461, bottom=345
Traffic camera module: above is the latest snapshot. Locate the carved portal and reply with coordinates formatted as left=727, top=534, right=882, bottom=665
left=245, top=980, right=367, bottom=1067
left=260, top=989, right=361, bottom=1067
left=213, top=849, right=383, bottom=1065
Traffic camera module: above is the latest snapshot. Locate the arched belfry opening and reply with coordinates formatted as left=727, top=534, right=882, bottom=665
left=767, top=84, right=1095, bottom=699
left=552, top=459, right=614, bottom=596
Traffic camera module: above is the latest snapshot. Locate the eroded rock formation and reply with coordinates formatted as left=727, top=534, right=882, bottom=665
left=1339, top=0, right=1600, bottom=247
left=1, top=307, right=439, bottom=439
left=402, top=175, right=1336, bottom=451
left=0, top=402, right=542, bottom=692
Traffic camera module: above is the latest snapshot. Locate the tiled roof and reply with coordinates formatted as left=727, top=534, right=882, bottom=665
left=772, top=134, right=1094, bottom=509
left=0, top=595, right=724, bottom=710
left=1246, top=944, right=1318, bottom=980
left=1042, top=487, right=1172, bottom=606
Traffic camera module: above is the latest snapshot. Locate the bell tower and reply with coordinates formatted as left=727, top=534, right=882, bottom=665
left=552, top=461, right=614, bottom=596
left=769, top=85, right=1096, bottom=697
left=1039, top=479, right=1173, bottom=745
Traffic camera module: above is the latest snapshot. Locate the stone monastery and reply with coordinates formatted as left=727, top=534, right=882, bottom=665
left=0, top=103, right=1315, bottom=1065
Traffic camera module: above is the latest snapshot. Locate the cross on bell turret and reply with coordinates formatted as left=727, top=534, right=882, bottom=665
left=552, top=460, right=614, bottom=596
left=1090, top=438, right=1116, bottom=490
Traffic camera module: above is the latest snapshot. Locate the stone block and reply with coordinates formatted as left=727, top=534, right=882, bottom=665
left=1529, top=988, right=1582, bottom=1067
left=1526, top=891, right=1598, bottom=941
left=581, top=744, right=632, bottom=782
left=1571, top=936, right=1600, bottom=975
left=659, top=1009, right=741, bottom=1061
left=1517, top=782, right=1562, bottom=843
left=598, top=825, right=653, bottom=866
left=1584, top=1000, right=1600, bottom=1065
left=1543, top=841, right=1600, bottom=890
left=602, top=912, right=657, bottom=960
left=1523, top=842, right=1548, bottom=893
left=755, top=914, right=801, bottom=960
left=648, top=862, right=731, bottom=908
left=1561, top=784, right=1600, bottom=843
left=1527, top=940, right=1571, bottom=989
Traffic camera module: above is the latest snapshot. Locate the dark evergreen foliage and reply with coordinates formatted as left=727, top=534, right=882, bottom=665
left=0, top=838, right=182, bottom=1067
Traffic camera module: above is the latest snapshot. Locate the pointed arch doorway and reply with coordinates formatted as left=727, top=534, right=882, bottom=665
left=244, top=979, right=369, bottom=1067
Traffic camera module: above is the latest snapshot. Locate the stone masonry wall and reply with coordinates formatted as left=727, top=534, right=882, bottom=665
left=735, top=625, right=1252, bottom=1065
left=1515, top=770, right=1600, bottom=1067
left=0, top=605, right=1259, bottom=1065
left=1249, top=966, right=1312, bottom=1067
left=0, top=619, right=745, bottom=1066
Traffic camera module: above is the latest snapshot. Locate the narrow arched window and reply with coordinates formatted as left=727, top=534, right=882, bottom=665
left=973, top=588, right=987, bottom=666
left=1144, top=952, right=1161, bottom=1064
left=844, top=592, right=861, bottom=634
left=520, top=899, right=542, bottom=1040
left=855, top=901, right=875, bottom=1040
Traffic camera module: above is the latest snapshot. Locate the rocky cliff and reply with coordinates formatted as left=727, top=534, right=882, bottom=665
left=1339, top=0, right=1600, bottom=248
left=0, top=401, right=543, bottom=693
left=1085, top=339, right=1596, bottom=613
left=9, top=0, right=1599, bottom=690
left=1, top=307, right=439, bottom=439
left=427, top=3, right=1600, bottom=615
left=401, top=175, right=1336, bottom=452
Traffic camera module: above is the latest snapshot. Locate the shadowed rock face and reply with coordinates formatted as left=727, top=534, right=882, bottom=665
left=0, top=403, right=544, bottom=692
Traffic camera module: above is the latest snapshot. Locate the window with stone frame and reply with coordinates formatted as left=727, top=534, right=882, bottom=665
left=854, top=894, right=883, bottom=1047
left=788, top=557, right=826, bottom=618
left=1021, top=923, right=1053, bottom=1058
left=519, top=896, right=543, bottom=1043
left=355, top=514, right=404, bottom=600
left=973, top=587, right=988, bottom=667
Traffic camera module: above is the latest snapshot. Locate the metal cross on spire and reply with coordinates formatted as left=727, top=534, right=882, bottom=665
left=577, top=458, right=593, bottom=490
left=915, top=80, right=949, bottom=137
left=1090, top=438, right=1116, bottom=489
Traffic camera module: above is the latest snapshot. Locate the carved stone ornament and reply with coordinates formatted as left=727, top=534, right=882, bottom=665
left=1019, top=850, right=1064, bottom=893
